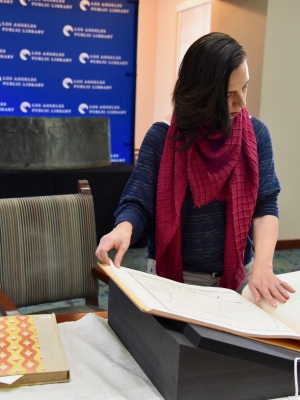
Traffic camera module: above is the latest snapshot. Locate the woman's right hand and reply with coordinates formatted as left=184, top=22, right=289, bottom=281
left=95, top=221, right=133, bottom=268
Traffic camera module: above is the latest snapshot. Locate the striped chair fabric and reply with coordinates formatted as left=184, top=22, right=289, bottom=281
left=0, top=193, right=99, bottom=310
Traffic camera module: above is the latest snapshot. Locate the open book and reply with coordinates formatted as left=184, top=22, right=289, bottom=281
left=99, top=261, right=300, bottom=350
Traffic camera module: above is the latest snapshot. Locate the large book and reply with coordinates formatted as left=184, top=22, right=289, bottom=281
left=0, top=314, right=69, bottom=387
left=99, top=261, right=300, bottom=351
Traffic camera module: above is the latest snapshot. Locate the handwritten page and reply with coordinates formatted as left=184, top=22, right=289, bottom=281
left=101, top=262, right=300, bottom=340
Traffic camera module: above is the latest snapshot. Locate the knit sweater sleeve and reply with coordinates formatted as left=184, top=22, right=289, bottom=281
left=252, top=117, right=281, bottom=218
left=114, top=122, right=168, bottom=244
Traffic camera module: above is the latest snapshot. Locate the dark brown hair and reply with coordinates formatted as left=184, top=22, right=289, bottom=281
left=172, top=32, right=247, bottom=149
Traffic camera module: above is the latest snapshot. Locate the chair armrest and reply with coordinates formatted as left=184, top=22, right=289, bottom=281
left=0, top=304, right=6, bottom=316
left=92, top=265, right=109, bottom=285
left=0, top=290, right=19, bottom=315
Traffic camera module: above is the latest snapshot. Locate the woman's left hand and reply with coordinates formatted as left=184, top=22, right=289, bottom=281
left=248, top=263, right=295, bottom=307
left=250, top=215, right=296, bottom=307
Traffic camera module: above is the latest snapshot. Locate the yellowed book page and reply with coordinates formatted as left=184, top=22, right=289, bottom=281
left=242, top=270, right=300, bottom=334
left=253, top=337, right=300, bottom=352
left=100, top=261, right=300, bottom=340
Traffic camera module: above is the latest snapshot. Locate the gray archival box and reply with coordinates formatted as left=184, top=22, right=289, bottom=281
left=108, top=280, right=300, bottom=400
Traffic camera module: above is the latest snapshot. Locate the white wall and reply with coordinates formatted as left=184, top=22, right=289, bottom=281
left=134, top=0, right=158, bottom=149
left=210, top=0, right=267, bottom=118
left=135, top=0, right=189, bottom=149
left=260, top=0, right=300, bottom=240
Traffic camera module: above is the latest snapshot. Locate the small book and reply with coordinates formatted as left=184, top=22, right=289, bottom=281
left=0, top=314, right=69, bottom=387
left=99, top=261, right=300, bottom=351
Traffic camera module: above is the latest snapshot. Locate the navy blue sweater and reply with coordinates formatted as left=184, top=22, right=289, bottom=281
left=115, top=117, right=281, bottom=274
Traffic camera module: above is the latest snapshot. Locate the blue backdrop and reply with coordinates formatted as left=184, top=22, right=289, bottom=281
left=0, top=0, right=138, bottom=163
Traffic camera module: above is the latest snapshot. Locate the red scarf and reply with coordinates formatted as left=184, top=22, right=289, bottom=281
left=155, top=108, right=259, bottom=290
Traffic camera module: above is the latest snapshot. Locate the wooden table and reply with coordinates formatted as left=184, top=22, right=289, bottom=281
left=55, top=311, right=108, bottom=324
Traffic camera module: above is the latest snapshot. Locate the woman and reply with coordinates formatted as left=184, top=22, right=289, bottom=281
left=96, top=32, right=294, bottom=307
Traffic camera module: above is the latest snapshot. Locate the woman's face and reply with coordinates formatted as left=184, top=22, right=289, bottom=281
left=227, top=60, right=249, bottom=120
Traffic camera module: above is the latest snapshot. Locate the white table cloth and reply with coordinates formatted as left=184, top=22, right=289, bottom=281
left=0, top=313, right=162, bottom=399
